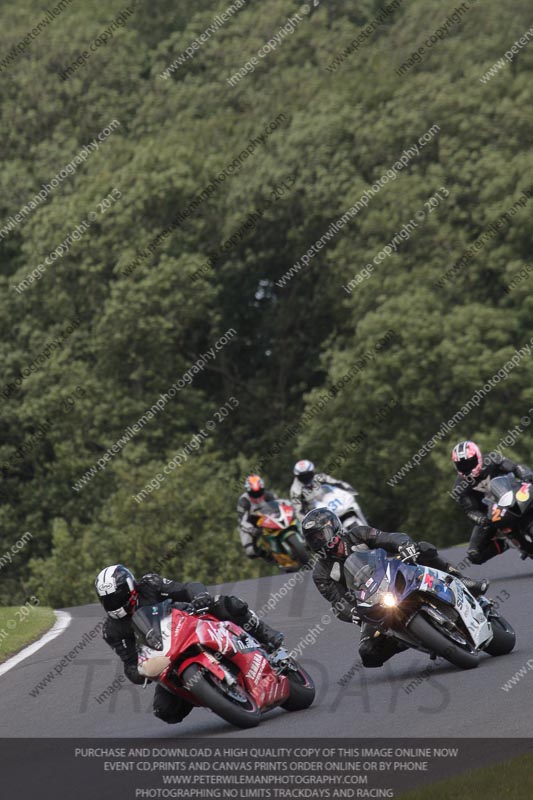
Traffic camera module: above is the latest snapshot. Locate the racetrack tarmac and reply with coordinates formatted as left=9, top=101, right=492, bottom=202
left=1, top=547, right=533, bottom=739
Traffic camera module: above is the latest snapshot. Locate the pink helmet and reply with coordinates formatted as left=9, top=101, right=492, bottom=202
left=452, top=441, right=483, bottom=478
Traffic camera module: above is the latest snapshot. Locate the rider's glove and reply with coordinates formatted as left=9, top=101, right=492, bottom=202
left=189, top=592, right=214, bottom=613
left=172, top=601, right=195, bottom=611
left=349, top=607, right=361, bottom=625
left=398, top=542, right=420, bottom=564
left=516, top=465, right=533, bottom=482
left=468, top=512, right=490, bottom=528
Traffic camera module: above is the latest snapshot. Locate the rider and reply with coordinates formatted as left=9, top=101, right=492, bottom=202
left=237, top=474, right=277, bottom=561
left=290, top=459, right=355, bottom=522
left=451, top=440, right=533, bottom=564
left=95, top=565, right=283, bottom=724
left=301, top=508, right=488, bottom=668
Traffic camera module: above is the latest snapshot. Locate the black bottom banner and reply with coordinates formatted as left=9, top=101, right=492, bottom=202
left=3, top=738, right=533, bottom=799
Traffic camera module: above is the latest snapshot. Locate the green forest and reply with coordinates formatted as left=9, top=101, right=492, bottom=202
left=1, top=0, right=532, bottom=607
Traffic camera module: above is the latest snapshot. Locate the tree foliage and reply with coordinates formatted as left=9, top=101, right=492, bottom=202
left=1, top=0, right=532, bottom=605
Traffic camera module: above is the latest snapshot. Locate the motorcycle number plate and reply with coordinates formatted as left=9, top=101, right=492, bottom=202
left=492, top=505, right=505, bottom=522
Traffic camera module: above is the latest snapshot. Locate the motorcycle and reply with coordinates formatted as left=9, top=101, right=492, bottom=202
left=252, top=498, right=311, bottom=569
left=344, top=547, right=515, bottom=669
left=313, top=483, right=368, bottom=528
left=483, top=473, right=533, bottom=559
left=133, top=600, right=315, bottom=729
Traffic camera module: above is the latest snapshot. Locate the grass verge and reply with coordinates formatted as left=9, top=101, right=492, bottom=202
left=0, top=606, right=56, bottom=663
left=399, top=753, right=533, bottom=799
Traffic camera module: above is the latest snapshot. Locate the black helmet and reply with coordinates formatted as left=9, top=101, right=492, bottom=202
left=294, top=459, right=315, bottom=486
left=95, top=564, right=138, bottom=619
left=301, top=507, right=343, bottom=554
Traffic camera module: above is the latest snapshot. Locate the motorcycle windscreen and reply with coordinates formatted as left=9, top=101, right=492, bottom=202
left=344, top=549, right=388, bottom=597
left=253, top=499, right=285, bottom=529
left=253, top=500, right=281, bottom=516
left=132, top=599, right=172, bottom=651
left=489, top=474, right=520, bottom=502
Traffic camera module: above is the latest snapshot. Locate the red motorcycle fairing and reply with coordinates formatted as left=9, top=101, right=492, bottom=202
left=151, top=609, right=290, bottom=711
left=279, top=502, right=294, bottom=524
left=255, top=500, right=295, bottom=530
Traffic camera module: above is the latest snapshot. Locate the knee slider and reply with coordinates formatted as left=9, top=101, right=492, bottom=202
left=154, top=707, right=184, bottom=724
left=359, top=639, right=384, bottom=668
left=467, top=548, right=484, bottom=565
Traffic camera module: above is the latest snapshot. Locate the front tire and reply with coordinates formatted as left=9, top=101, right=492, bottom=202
left=407, top=611, right=479, bottom=669
left=281, top=666, right=315, bottom=711
left=181, top=664, right=261, bottom=728
left=484, top=616, right=516, bottom=656
left=285, top=533, right=311, bottom=566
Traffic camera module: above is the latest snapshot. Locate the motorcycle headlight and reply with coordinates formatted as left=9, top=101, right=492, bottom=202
left=499, top=491, right=514, bottom=507
left=382, top=592, right=397, bottom=608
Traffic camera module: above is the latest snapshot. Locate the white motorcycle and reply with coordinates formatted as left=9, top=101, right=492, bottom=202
left=313, top=483, right=368, bottom=528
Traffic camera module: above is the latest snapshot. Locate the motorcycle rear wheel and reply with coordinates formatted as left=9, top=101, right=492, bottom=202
left=407, top=611, right=479, bottom=669
left=181, top=664, right=261, bottom=728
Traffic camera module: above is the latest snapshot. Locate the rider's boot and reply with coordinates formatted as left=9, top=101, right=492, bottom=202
left=245, top=611, right=284, bottom=651
left=446, top=564, right=489, bottom=598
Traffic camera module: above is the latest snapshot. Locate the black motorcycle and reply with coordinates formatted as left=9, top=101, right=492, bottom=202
left=484, top=473, right=533, bottom=559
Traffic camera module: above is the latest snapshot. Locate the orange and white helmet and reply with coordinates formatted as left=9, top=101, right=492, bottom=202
left=244, top=474, right=265, bottom=501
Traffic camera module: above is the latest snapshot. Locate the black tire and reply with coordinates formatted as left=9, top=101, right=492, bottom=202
left=484, top=616, right=516, bottom=656
left=181, top=664, right=261, bottom=729
left=285, top=533, right=311, bottom=566
left=407, top=611, right=479, bottom=670
left=281, top=665, right=316, bottom=711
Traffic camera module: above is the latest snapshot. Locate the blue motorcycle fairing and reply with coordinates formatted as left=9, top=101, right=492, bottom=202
left=344, top=549, right=455, bottom=606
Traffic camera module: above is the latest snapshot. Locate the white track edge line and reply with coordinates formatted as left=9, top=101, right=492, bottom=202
left=0, top=610, right=72, bottom=678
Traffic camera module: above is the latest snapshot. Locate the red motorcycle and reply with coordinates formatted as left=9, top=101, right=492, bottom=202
left=133, top=600, right=315, bottom=729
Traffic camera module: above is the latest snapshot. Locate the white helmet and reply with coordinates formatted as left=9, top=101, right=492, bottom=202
left=293, top=459, right=315, bottom=485
left=95, top=564, right=137, bottom=619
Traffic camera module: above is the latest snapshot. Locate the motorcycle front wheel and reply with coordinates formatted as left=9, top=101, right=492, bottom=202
left=284, top=533, right=311, bottom=566
left=484, top=616, right=516, bottom=656
left=181, top=664, right=261, bottom=728
left=407, top=611, right=479, bottom=669
left=280, top=665, right=315, bottom=711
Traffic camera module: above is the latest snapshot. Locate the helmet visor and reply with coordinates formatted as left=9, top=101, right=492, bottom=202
left=456, top=455, right=478, bottom=475
left=101, top=584, right=131, bottom=613
left=305, top=527, right=327, bottom=552
left=303, top=513, right=342, bottom=552
left=299, top=471, right=314, bottom=485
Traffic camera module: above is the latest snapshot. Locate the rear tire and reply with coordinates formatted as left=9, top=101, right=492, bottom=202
left=407, top=611, right=479, bottom=669
left=181, top=664, right=261, bottom=728
left=281, top=666, right=316, bottom=711
left=484, top=616, right=516, bottom=656
left=285, top=534, right=311, bottom=566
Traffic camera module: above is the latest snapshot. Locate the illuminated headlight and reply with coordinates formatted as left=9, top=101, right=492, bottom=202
left=382, top=593, right=397, bottom=608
